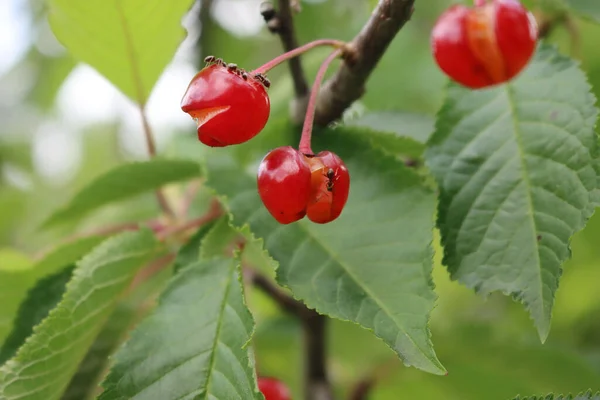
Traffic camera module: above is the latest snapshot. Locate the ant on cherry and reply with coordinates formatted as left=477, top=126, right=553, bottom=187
left=324, top=168, right=338, bottom=192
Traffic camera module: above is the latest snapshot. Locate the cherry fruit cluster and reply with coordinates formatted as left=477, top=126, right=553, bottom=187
left=432, top=0, right=537, bottom=89
left=181, top=47, right=350, bottom=226
left=180, top=0, right=538, bottom=226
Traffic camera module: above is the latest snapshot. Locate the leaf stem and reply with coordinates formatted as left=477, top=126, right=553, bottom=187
left=157, top=199, right=222, bottom=241
left=251, top=39, right=345, bottom=75
left=137, top=106, right=176, bottom=219
left=299, top=49, right=342, bottom=155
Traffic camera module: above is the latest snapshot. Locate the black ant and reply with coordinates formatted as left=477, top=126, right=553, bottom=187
left=324, top=168, right=336, bottom=192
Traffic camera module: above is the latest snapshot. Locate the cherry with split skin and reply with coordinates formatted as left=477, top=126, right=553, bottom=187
left=181, top=56, right=271, bottom=147
left=431, top=0, right=537, bottom=89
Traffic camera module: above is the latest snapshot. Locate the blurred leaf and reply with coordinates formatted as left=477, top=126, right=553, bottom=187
left=0, top=230, right=160, bottom=400
left=564, top=0, right=600, bottom=22
left=0, top=266, right=73, bottom=364
left=425, top=44, right=599, bottom=340
left=48, top=0, right=195, bottom=104
left=370, top=324, right=600, bottom=400
left=43, top=159, right=201, bottom=228
left=0, top=237, right=104, bottom=346
left=512, top=390, right=600, bottom=400
left=205, top=127, right=445, bottom=375
left=344, top=111, right=435, bottom=159
left=99, top=256, right=263, bottom=400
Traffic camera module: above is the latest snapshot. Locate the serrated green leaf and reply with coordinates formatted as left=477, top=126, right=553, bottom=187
left=0, top=230, right=160, bottom=400
left=48, top=0, right=194, bottom=104
left=425, top=44, right=599, bottom=341
left=564, top=0, right=600, bottom=23
left=0, top=266, right=74, bottom=364
left=205, top=127, right=445, bottom=375
left=0, top=237, right=105, bottom=346
left=43, top=160, right=201, bottom=228
left=99, top=256, right=263, bottom=400
left=512, top=390, right=600, bottom=400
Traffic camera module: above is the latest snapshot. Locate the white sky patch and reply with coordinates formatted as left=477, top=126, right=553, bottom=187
left=0, top=0, right=31, bottom=76
left=32, top=121, right=81, bottom=185
left=212, top=0, right=265, bottom=37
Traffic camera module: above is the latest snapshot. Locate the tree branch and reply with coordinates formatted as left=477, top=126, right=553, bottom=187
left=314, top=0, right=415, bottom=125
left=261, top=0, right=310, bottom=123
left=246, top=267, right=333, bottom=400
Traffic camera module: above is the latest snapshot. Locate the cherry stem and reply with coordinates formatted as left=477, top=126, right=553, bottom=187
left=298, top=49, right=343, bottom=155
left=474, top=0, right=486, bottom=6
left=251, top=39, right=345, bottom=75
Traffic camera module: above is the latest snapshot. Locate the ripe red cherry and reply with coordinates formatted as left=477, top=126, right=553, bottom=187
left=181, top=61, right=270, bottom=147
left=257, top=147, right=350, bottom=225
left=431, top=0, right=537, bottom=89
left=258, top=377, right=292, bottom=400
left=257, top=146, right=311, bottom=224
left=305, top=151, right=350, bottom=224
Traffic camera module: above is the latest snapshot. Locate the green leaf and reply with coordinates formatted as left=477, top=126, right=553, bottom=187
left=425, top=44, right=599, bottom=341
left=60, top=301, right=136, bottom=400
left=99, top=256, right=263, bottom=400
left=345, top=110, right=435, bottom=145
left=0, top=230, right=159, bottom=400
left=0, top=266, right=74, bottom=364
left=0, top=237, right=104, bottom=346
left=48, top=0, right=195, bottom=104
left=564, top=0, right=600, bottom=23
left=205, top=127, right=445, bottom=375
left=43, top=160, right=201, bottom=228
left=512, top=390, right=600, bottom=400
left=172, top=219, right=218, bottom=273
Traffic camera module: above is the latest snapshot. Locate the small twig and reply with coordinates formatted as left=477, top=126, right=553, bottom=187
left=34, top=222, right=141, bottom=261
left=137, top=106, right=177, bottom=219
left=246, top=266, right=313, bottom=319
left=347, top=358, right=398, bottom=400
left=261, top=0, right=310, bottom=122
left=127, top=253, right=176, bottom=294
left=246, top=266, right=333, bottom=400
left=302, top=314, right=333, bottom=400
left=157, top=198, right=222, bottom=240
left=179, top=178, right=204, bottom=217
left=315, top=0, right=415, bottom=125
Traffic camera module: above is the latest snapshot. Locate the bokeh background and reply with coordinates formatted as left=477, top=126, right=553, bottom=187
left=1, top=0, right=600, bottom=398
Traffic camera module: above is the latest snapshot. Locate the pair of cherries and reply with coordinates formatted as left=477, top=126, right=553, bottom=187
left=180, top=57, right=350, bottom=225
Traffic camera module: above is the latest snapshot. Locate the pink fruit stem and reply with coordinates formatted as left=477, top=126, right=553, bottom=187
left=298, top=48, right=343, bottom=155
left=251, top=39, right=345, bottom=75
left=474, top=0, right=486, bottom=6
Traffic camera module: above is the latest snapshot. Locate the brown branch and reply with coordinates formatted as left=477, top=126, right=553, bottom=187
left=261, top=1, right=309, bottom=122
left=314, top=0, right=415, bottom=125
left=246, top=266, right=333, bottom=400
left=157, top=198, right=222, bottom=241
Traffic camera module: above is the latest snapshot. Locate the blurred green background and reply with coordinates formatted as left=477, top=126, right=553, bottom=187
left=1, top=0, right=600, bottom=398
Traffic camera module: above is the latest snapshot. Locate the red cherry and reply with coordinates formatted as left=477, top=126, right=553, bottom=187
left=431, top=0, right=537, bottom=89
left=258, top=377, right=292, bottom=400
left=257, top=146, right=311, bottom=224
left=181, top=63, right=270, bottom=147
left=305, top=151, right=350, bottom=224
